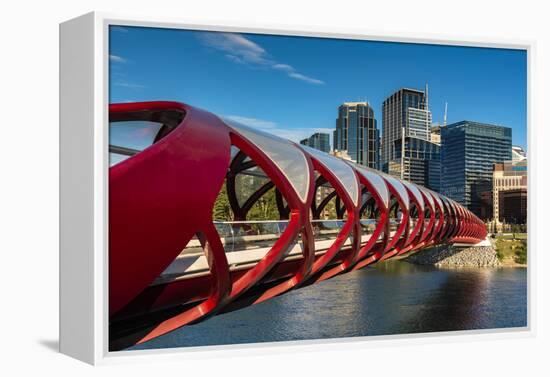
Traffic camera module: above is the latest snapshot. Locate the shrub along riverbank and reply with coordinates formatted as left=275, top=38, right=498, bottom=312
left=493, top=234, right=527, bottom=266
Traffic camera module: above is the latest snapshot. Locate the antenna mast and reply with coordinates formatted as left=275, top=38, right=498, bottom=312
left=425, top=83, right=430, bottom=141
left=425, top=83, right=429, bottom=109
left=443, top=102, right=448, bottom=127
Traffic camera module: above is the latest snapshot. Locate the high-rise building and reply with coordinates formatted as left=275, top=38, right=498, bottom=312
left=300, top=132, right=330, bottom=153
left=382, top=88, right=432, bottom=172
left=387, top=137, right=441, bottom=191
left=381, top=87, right=439, bottom=189
left=493, top=159, right=527, bottom=223
left=441, top=121, right=512, bottom=219
left=333, top=102, right=378, bottom=169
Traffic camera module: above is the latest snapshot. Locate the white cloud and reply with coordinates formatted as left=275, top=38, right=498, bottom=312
left=224, top=54, right=246, bottom=65
left=272, top=63, right=294, bottom=72
left=199, top=33, right=268, bottom=65
left=109, top=54, right=127, bottom=63
left=198, top=32, right=325, bottom=85
left=287, top=72, right=325, bottom=85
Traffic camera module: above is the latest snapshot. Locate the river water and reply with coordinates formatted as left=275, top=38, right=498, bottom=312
left=130, top=260, right=527, bottom=350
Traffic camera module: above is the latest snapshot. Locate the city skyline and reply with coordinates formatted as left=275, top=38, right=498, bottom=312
left=109, top=26, right=527, bottom=150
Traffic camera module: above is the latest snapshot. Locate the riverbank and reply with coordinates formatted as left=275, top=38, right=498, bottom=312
left=405, top=244, right=501, bottom=267
left=405, top=236, right=527, bottom=268
left=494, top=235, right=527, bottom=267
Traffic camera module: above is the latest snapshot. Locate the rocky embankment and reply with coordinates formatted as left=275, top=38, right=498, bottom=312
left=405, top=244, right=500, bottom=267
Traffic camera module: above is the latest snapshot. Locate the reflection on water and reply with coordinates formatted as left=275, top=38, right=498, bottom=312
left=130, top=261, right=527, bottom=350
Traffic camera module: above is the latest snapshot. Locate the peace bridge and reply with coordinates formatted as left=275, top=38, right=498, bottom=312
left=108, top=101, right=486, bottom=349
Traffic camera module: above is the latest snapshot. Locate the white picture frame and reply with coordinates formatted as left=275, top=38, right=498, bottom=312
left=59, top=11, right=535, bottom=365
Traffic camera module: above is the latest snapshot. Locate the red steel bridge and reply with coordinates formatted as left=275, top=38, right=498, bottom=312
left=109, top=101, right=487, bottom=350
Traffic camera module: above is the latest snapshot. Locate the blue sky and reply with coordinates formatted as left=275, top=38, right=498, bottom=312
left=109, top=25, right=527, bottom=149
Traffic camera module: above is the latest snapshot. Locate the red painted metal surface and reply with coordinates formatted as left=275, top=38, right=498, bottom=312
left=108, top=101, right=487, bottom=349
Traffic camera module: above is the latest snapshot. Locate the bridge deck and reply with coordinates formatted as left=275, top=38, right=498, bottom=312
left=153, top=231, right=398, bottom=285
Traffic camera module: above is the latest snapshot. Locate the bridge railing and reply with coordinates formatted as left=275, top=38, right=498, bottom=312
left=157, top=218, right=408, bottom=282
left=179, top=219, right=402, bottom=256
left=359, top=219, right=378, bottom=235
left=214, top=219, right=348, bottom=254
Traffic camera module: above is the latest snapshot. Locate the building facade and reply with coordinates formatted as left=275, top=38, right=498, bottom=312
left=333, top=102, right=378, bottom=169
left=388, top=136, right=441, bottom=191
left=441, top=121, right=512, bottom=219
left=381, top=88, right=432, bottom=172
left=493, top=159, right=527, bottom=223
left=499, top=189, right=527, bottom=224
left=300, top=132, right=330, bottom=153
left=430, top=123, right=442, bottom=145
left=381, top=87, right=441, bottom=190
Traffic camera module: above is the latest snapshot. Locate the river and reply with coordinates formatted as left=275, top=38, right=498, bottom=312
left=130, top=260, right=527, bottom=350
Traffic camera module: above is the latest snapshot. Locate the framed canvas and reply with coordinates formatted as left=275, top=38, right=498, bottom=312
left=59, top=12, right=533, bottom=365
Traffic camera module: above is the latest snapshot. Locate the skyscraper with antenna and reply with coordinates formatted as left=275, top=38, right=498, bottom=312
left=382, top=86, right=441, bottom=190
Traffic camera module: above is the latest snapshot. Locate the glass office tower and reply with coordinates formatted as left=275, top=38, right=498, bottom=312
left=388, top=136, right=441, bottom=191
left=441, top=121, right=512, bottom=219
left=300, top=132, right=330, bottom=153
left=381, top=88, right=432, bottom=173
left=333, top=102, right=378, bottom=168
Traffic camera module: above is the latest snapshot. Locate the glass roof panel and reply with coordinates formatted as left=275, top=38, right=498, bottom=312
left=300, top=145, right=359, bottom=206
left=381, top=174, right=410, bottom=210
left=402, top=181, right=424, bottom=212
left=446, top=199, right=458, bottom=217
left=222, top=118, right=310, bottom=203
left=439, top=195, right=452, bottom=215
left=439, top=195, right=449, bottom=207
left=428, top=190, right=444, bottom=212
left=418, top=187, right=434, bottom=210
left=453, top=201, right=464, bottom=215
left=353, top=165, right=390, bottom=208
left=454, top=203, right=461, bottom=218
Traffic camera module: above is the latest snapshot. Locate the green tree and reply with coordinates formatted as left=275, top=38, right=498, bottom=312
left=514, top=242, right=527, bottom=264
left=323, top=197, right=337, bottom=219
left=212, top=182, right=234, bottom=221
left=247, top=187, right=279, bottom=221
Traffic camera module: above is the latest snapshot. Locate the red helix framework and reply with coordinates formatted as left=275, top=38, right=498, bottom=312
left=108, top=101, right=487, bottom=349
